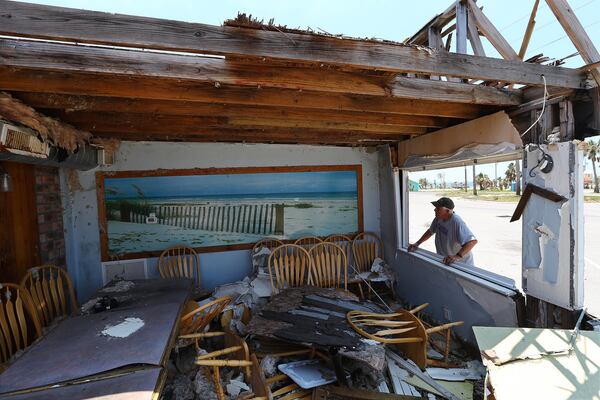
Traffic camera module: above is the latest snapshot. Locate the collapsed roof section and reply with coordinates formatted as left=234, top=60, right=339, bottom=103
left=0, top=0, right=596, bottom=148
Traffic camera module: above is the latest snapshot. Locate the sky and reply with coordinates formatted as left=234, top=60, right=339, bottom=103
left=21, top=0, right=600, bottom=183
left=104, top=170, right=358, bottom=198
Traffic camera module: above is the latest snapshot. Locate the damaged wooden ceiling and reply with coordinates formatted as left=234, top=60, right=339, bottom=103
left=0, top=0, right=593, bottom=147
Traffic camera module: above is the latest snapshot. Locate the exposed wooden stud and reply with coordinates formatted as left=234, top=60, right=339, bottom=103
left=467, top=8, right=486, bottom=56
left=428, top=26, right=443, bottom=80
left=559, top=99, right=575, bottom=140
left=466, top=0, right=520, bottom=60
left=0, top=1, right=585, bottom=88
left=16, top=93, right=455, bottom=127
left=406, top=1, right=458, bottom=45
left=518, top=0, right=541, bottom=60
left=455, top=0, right=468, bottom=54
left=0, top=40, right=521, bottom=107
left=41, top=110, right=431, bottom=136
left=445, top=33, right=453, bottom=52
left=545, top=0, right=600, bottom=85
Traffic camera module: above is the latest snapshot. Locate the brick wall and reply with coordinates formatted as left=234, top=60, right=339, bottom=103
left=35, top=166, right=66, bottom=266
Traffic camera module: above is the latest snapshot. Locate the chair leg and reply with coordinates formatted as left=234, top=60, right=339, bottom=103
left=357, top=282, right=365, bottom=299
left=213, top=366, right=225, bottom=400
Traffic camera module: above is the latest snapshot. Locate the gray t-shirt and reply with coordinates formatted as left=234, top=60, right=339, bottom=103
left=429, top=213, right=476, bottom=266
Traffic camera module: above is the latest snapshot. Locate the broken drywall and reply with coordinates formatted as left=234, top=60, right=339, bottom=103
left=522, top=142, right=584, bottom=309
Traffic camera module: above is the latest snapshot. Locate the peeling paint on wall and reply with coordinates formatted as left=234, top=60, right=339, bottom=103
left=522, top=142, right=584, bottom=309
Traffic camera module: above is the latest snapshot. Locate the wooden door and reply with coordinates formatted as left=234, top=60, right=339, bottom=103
left=0, top=161, right=40, bottom=283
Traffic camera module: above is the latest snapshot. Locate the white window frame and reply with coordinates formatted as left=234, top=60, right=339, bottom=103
left=396, top=158, right=521, bottom=293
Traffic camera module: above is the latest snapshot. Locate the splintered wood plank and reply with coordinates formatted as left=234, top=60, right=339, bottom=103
left=0, top=2, right=584, bottom=87
left=0, top=38, right=517, bottom=107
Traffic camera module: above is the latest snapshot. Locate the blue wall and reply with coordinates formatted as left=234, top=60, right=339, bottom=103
left=61, top=141, right=381, bottom=301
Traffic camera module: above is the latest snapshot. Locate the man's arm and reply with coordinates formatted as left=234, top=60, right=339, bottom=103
left=443, top=239, right=478, bottom=264
left=408, top=229, right=433, bottom=252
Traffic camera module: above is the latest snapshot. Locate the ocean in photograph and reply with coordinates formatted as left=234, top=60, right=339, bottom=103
left=102, top=169, right=360, bottom=256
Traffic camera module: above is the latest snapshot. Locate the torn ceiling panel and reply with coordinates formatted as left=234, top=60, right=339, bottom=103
left=398, top=111, right=523, bottom=169
left=0, top=91, right=90, bottom=152
left=474, top=326, right=600, bottom=400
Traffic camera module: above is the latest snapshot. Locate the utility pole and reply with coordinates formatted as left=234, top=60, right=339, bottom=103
left=494, top=163, right=498, bottom=188
left=515, top=159, right=521, bottom=195
left=464, top=165, right=468, bottom=192
left=472, top=162, right=477, bottom=196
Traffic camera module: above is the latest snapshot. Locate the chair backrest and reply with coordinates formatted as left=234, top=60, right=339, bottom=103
left=20, top=265, right=78, bottom=328
left=352, top=232, right=384, bottom=273
left=324, top=234, right=353, bottom=264
left=293, top=236, right=323, bottom=249
left=158, top=245, right=201, bottom=287
left=0, top=283, right=42, bottom=365
left=309, top=243, right=348, bottom=290
left=180, top=296, right=232, bottom=336
left=252, top=238, right=284, bottom=253
left=268, top=244, right=313, bottom=290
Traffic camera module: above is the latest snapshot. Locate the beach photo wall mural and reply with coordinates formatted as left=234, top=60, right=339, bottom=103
left=96, top=165, right=363, bottom=260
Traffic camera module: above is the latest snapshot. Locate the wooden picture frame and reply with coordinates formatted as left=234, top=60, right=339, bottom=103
left=96, top=165, right=363, bottom=261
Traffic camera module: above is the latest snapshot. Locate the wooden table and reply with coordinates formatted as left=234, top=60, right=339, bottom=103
left=0, top=279, right=191, bottom=398
left=246, top=287, right=387, bottom=374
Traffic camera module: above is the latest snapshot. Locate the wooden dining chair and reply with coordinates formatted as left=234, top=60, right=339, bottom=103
left=20, top=265, right=78, bottom=328
left=325, top=234, right=353, bottom=266
left=351, top=232, right=384, bottom=274
left=194, top=331, right=253, bottom=400
left=0, top=283, right=42, bottom=366
left=308, top=242, right=348, bottom=290
left=179, top=296, right=233, bottom=340
left=252, top=238, right=284, bottom=253
left=293, top=235, right=323, bottom=249
left=158, top=245, right=201, bottom=288
left=267, top=244, right=313, bottom=291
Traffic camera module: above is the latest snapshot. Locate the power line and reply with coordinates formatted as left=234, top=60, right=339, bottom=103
left=504, top=0, right=598, bottom=43
left=529, top=19, right=600, bottom=52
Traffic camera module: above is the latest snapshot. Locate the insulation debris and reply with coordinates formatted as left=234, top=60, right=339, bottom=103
left=0, top=91, right=91, bottom=151
left=100, top=279, right=135, bottom=293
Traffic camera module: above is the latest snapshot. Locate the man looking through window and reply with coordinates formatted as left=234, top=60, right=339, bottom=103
left=408, top=197, right=477, bottom=266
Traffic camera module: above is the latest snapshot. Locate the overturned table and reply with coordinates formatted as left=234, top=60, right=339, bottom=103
left=246, top=286, right=387, bottom=381
left=0, top=278, right=192, bottom=399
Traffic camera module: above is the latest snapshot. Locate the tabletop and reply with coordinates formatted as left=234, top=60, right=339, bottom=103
left=246, top=286, right=387, bottom=371
left=0, top=278, right=191, bottom=396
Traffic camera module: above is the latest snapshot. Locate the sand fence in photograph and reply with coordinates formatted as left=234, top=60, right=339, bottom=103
left=116, top=203, right=285, bottom=235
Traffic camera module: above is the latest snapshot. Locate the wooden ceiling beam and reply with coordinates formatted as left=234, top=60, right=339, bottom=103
left=12, top=93, right=457, bottom=128
left=40, top=110, right=430, bottom=136
left=0, top=68, right=497, bottom=119
left=0, top=39, right=520, bottom=106
left=90, top=129, right=410, bottom=145
left=0, top=1, right=586, bottom=88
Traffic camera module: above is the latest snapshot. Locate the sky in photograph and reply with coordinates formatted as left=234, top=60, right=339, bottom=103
left=23, top=0, right=600, bottom=183
left=105, top=170, right=358, bottom=198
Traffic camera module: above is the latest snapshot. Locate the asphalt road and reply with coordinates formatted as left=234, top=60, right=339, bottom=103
left=408, top=191, right=600, bottom=317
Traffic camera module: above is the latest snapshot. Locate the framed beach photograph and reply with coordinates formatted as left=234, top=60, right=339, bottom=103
left=96, top=165, right=363, bottom=260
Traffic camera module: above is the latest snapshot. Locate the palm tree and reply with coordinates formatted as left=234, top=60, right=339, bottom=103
left=586, top=140, right=599, bottom=193
left=505, top=162, right=517, bottom=187
left=476, top=172, right=489, bottom=191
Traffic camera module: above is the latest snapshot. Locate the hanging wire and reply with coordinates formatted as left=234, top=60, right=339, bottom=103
left=521, top=74, right=548, bottom=138
left=348, top=263, right=393, bottom=312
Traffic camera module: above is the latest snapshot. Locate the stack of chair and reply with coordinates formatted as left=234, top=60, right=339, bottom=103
left=0, top=283, right=42, bottom=371
left=20, top=265, right=78, bottom=328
